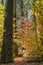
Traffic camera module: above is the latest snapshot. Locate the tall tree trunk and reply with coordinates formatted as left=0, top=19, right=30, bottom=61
left=13, top=0, right=16, bottom=24
left=1, top=0, right=13, bottom=63
left=13, top=0, right=18, bottom=57
left=34, top=14, right=39, bottom=49
left=32, top=0, right=39, bottom=49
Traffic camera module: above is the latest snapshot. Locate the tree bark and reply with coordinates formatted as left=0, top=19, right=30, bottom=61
left=13, top=0, right=18, bottom=57
left=1, top=0, right=13, bottom=63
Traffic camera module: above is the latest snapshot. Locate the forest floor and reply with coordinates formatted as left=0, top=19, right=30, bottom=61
left=0, top=57, right=43, bottom=65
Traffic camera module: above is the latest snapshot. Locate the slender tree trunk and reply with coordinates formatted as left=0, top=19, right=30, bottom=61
left=13, top=0, right=16, bottom=24
left=32, top=1, right=39, bottom=50
left=1, top=0, right=13, bottom=63
left=21, top=0, right=24, bottom=17
left=32, top=11, right=39, bottom=50
left=13, top=0, right=18, bottom=57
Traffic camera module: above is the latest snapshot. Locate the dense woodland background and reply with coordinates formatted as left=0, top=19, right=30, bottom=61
left=0, top=0, right=43, bottom=64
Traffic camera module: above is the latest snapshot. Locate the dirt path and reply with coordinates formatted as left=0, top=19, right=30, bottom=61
left=14, top=57, right=40, bottom=65
left=0, top=57, right=43, bottom=65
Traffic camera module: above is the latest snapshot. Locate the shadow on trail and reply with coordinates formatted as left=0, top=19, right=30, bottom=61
left=27, top=60, right=43, bottom=63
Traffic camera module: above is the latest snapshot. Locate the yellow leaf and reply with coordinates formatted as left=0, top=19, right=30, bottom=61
left=18, top=11, right=21, bottom=15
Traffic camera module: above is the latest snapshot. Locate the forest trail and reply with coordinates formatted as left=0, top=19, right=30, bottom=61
left=14, top=57, right=41, bottom=65
left=0, top=57, right=41, bottom=65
